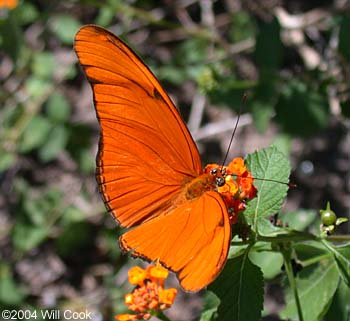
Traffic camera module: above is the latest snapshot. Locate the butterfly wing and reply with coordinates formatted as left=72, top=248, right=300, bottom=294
left=120, top=191, right=231, bottom=292
left=74, top=25, right=202, bottom=227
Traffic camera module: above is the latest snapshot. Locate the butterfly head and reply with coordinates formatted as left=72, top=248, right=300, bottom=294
left=206, top=166, right=226, bottom=188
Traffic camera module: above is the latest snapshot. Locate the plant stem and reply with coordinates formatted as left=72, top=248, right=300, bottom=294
left=282, top=250, right=304, bottom=321
left=326, top=235, right=350, bottom=242
left=301, top=253, right=332, bottom=267
left=257, top=232, right=350, bottom=244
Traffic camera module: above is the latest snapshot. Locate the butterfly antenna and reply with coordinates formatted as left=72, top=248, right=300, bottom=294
left=221, top=93, right=247, bottom=171
left=251, top=177, right=297, bottom=188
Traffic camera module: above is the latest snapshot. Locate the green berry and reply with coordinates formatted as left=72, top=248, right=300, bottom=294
left=321, top=210, right=337, bottom=226
left=320, top=202, right=337, bottom=226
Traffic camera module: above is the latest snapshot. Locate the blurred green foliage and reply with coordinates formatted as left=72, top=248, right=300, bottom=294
left=0, top=1, right=349, bottom=320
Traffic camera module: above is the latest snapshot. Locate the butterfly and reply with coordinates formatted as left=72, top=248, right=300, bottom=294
left=74, top=25, right=256, bottom=292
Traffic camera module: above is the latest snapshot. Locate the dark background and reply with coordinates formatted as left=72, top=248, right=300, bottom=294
left=0, top=0, right=349, bottom=320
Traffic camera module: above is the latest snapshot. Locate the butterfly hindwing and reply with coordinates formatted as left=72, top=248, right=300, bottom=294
left=120, top=191, right=231, bottom=291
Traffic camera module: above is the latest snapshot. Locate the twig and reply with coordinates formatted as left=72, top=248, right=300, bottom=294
left=192, top=114, right=252, bottom=141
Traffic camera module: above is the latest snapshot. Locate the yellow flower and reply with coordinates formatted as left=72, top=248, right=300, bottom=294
left=128, top=266, right=147, bottom=286
left=218, top=175, right=238, bottom=195
left=228, top=157, right=246, bottom=176
left=115, top=313, right=139, bottom=321
left=124, top=293, right=134, bottom=305
left=147, top=264, right=169, bottom=280
left=115, top=264, right=177, bottom=321
left=159, top=288, right=177, bottom=306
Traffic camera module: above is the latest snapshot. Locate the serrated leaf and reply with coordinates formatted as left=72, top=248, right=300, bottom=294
left=244, top=146, right=291, bottom=231
left=281, top=244, right=339, bottom=321
left=209, top=254, right=264, bottom=321
left=322, top=241, right=350, bottom=287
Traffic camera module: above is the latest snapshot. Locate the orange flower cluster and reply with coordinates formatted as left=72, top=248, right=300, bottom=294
left=205, top=157, right=257, bottom=224
left=0, top=0, right=17, bottom=9
left=115, top=265, right=177, bottom=321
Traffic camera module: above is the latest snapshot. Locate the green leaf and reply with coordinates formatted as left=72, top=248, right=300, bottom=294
left=321, top=241, right=350, bottom=287
left=339, top=15, right=350, bottom=60
left=324, top=279, right=350, bottom=321
left=77, top=148, right=96, bottom=174
left=55, top=222, right=94, bottom=258
left=281, top=209, right=317, bottom=231
left=38, top=125, right=69, bottom=162
left=249, top=244, right=284, bottom=279
left=340, top=100, right=350, bottom=118
left=13, top=2, right=39, bottom=25
left=255, top=17, right=282, bottom=71
left=25, top=76, right=52, bottom=98
left=251, top=100, right=275, bottom=133
left=209, top=253, right=264, bottom=321
left=61, top=206, right=86, bottom=224
left=294, top=241, right=329, bottom=261
left=200, top=308, right=217, bottom=321
left=200, top=291, right=220, bottom=321
left=271, top=133, right=292, bottom=157
left=275, top=80, right=329, bottom=136
left=22, top=188, right=62, bottom=226
left=229, top=11, right=256, bottom=42
left=0, top=13, right=23, bottom=61
left=281, top=244, right=339, bottom=321
left=95, top=5, right=115, bottom=26
left=12, top=224, right=49, bottom=252
left=0, top=264, right=26, bottom=305
left=254, top=217, right=282, bottom=236
left=0, top=151, right=16, bottom=172
left=46, top=93, right=71, bottom=123
left=244, top=146, right=291, bottom=230
left=51, top=15, right=81, bottom=45
left=19, top=115, right=51, bottom=152
left=32, top=52, right=56, bottom=79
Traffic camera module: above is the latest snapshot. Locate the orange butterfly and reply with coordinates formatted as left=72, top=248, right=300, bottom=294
left=74, top=25, right=256, bottom=292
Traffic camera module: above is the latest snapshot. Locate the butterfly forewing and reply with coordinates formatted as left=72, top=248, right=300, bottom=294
left=75, top=25, right=202, bottom=227
left=74, top=25, right=231, bottom=291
